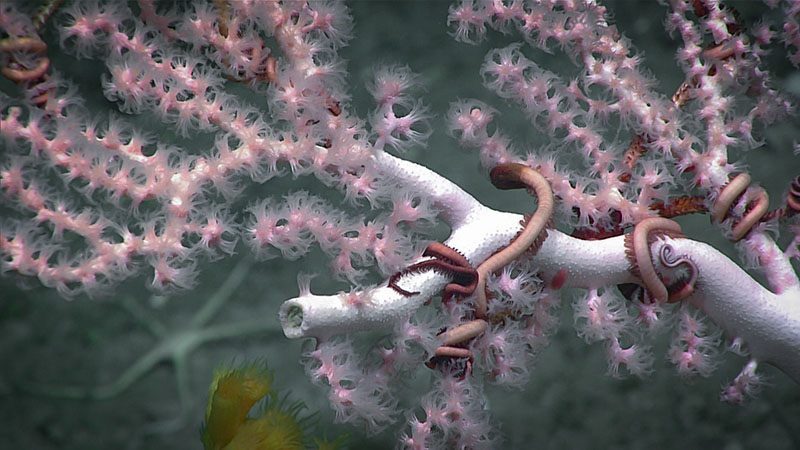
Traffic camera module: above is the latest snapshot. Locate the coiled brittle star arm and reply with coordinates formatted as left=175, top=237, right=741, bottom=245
left=626, top=217, right=686, bottom=303
left=623, top=217, right=800, bottom=384
left=711, top=173, right=770, bottom=241
left=278, top=154, right=800, bottom=387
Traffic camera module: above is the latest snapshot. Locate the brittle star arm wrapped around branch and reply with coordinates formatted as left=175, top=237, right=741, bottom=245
left=279, top=150, right=524, bottom=340
left=277, top=153, right=800, bottom=384
left=472, top=163, right=555, bottom=317
left=651, top=234, right=800, bottom=384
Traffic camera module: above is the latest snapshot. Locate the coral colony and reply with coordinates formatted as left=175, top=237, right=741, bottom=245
left=2, top=0, right=800, bottom=448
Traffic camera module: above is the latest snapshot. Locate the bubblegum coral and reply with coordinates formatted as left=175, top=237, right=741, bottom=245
left=1, top=0, right=800, bottom=448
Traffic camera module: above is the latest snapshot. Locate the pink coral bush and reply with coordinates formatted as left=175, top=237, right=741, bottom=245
left=2, top=1, right=800, bottom=448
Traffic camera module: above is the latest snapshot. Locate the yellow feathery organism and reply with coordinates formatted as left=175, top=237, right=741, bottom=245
left=202, top=361, right=274, bottom=449
left=201, top=361, right=347, bottom=450
left=220, top=401, right=306, bottom=450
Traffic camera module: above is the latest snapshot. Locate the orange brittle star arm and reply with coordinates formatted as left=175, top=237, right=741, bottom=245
left=626, top=217, right=700, bottom=304
left=474, top=163, right=554, bottom=318
left=711, top=173, right=769, bottom=241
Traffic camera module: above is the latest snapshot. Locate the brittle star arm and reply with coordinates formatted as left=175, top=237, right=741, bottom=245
left=277, top=153, right=800, bottom=384
left=279, top=150, right=523, bottom=340
left=387, top=242, right=477, bottom=299
left=277, top=153, right=636, bottom=340
left=473, top=163, right=554, bottom=317
left=531, top=229, right=800, bottom=384
left=651, top=234, right=800, bottom=384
